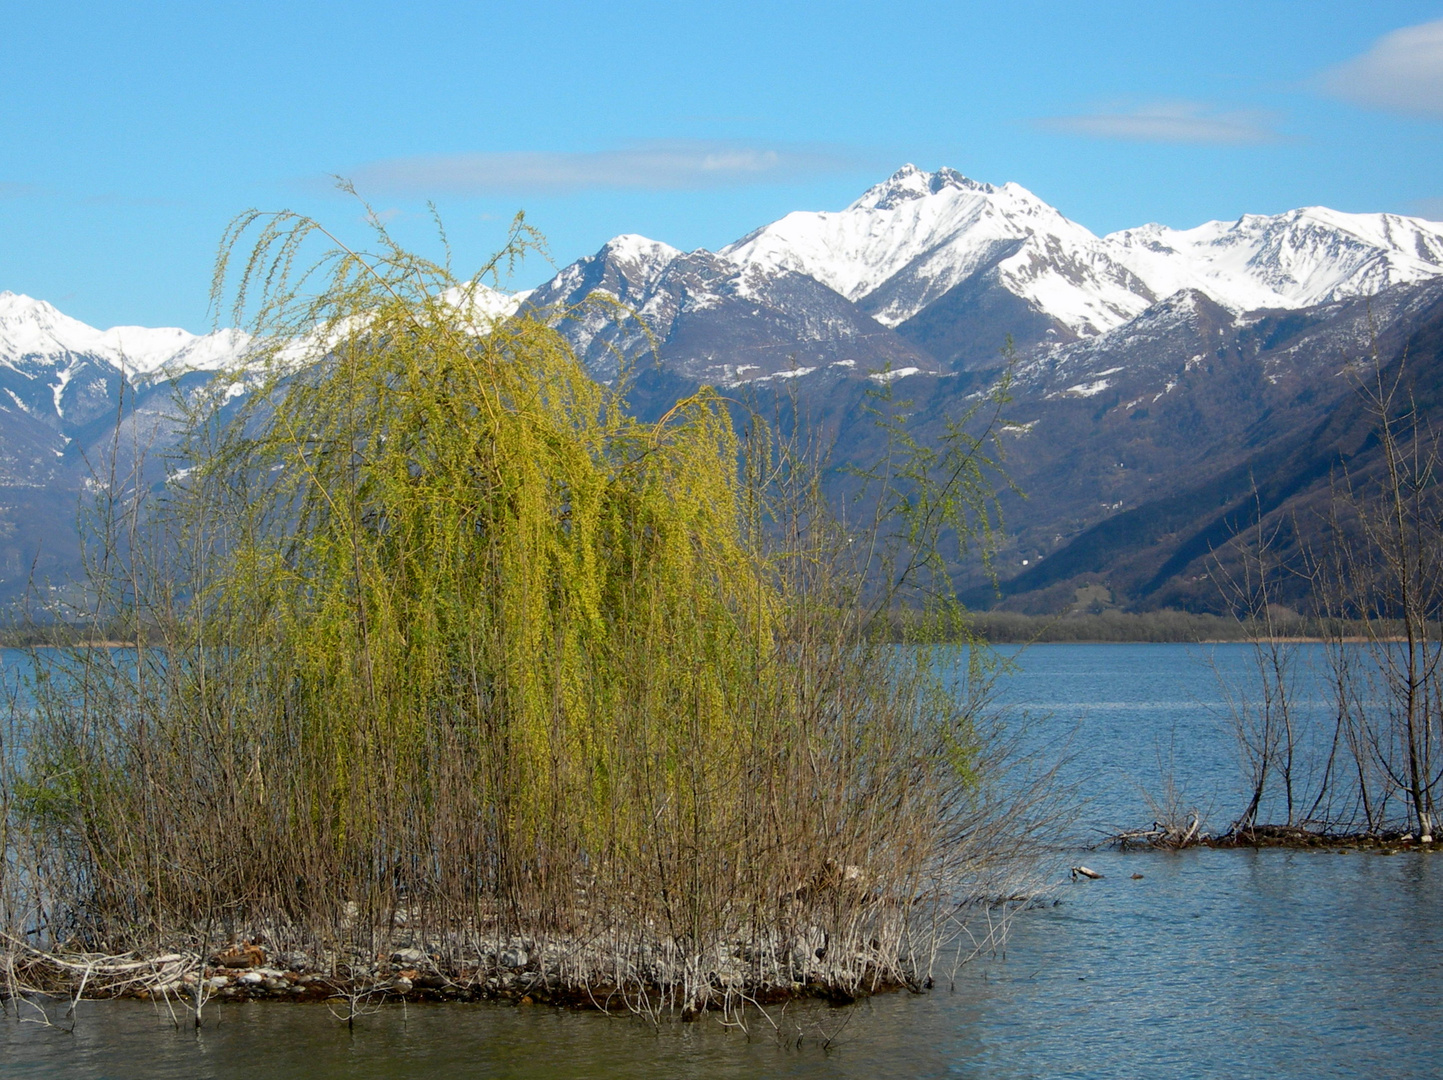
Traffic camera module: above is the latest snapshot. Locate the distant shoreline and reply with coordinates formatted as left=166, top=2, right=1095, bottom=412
left=901, top=610, right=1414, bottom=646
left=0, top=616, right=1412, bottom=650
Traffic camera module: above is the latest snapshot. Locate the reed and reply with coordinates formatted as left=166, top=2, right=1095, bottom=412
left=0, top=209, right=1052, bottom=1019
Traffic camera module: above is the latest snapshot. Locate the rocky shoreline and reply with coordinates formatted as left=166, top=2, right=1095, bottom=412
left=1, top=934, right=921, bottom=1018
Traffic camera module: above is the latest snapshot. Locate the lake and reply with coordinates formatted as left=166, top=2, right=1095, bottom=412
left=4, top=643, right=1441, bottom=1078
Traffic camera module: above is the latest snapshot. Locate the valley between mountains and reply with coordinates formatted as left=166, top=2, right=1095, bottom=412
left=5, top=164, right=1443, bottom=614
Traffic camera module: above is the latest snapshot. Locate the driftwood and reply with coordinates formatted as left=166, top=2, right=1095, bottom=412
left=1104, top=813, right=1203, bottom=851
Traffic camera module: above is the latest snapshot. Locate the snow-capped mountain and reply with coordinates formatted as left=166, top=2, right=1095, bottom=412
left=0, top=291, right=245, bottom=443
left=721, top=165, right=1154, bottom=336
left=9, top=164, right=1442, bottom=399
left=529, top=165, right=1443, bottom=379
left=452, top=280, right=534, bottom=323
left=720, top=165, right=1443, bottom=341
left=6, top=165, right=1443, bottom=610
left=0, top=295, right=252, bottom=580
left=6, top=164, right=1441, bottom=425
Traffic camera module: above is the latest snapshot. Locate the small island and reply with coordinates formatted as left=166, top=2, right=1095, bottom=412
left=0, top=217, right=1047, bottom=1025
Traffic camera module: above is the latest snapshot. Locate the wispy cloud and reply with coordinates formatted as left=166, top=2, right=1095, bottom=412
left=81, top=193, right=186, bottom=208
left=1320, top=19, right=1443, bottom=117
left=341, top=140, right=870, bottom=197
left=0, top=182, right=41, bottom=199
left=1034, top=101, right=1281, bottom=144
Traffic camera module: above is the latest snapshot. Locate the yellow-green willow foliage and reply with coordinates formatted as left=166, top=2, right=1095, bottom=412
left=3, top=211, right=1053, bottom=1012
left=186, top=213, right=791, bottom=875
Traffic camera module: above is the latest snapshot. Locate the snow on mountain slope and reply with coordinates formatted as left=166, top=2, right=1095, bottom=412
left=0, top=280, right=535, bottom=422
left=0, top=291, right=248, bottom=380
left=722, top=166, right=1011, bottom=308
left=460, top=281, right=534, bottom=323
left=1105, top=208, right=1443, bottom=312
left=721, top=165, right=1155, bottom=335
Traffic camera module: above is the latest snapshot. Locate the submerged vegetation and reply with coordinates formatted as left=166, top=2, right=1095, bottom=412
left=0, top=210, right=1054, bottom=1020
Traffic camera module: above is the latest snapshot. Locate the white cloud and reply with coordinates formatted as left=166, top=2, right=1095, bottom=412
left=1321, top=19, right=1443, bottom=117
left=1035, top=102, right=1280, bottom=144
left=344, top=140, right=868, bottom=196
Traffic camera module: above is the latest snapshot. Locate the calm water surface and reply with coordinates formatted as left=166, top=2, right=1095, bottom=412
left=5, top=644, right=1440, bottom=1078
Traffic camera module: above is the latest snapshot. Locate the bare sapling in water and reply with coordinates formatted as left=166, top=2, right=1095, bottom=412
left=1190, top=345, right=1443, bottom=848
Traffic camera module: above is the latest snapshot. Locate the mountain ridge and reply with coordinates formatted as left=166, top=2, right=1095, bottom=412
left=535, top=164, right=1443, bottom=380
left=5, top=167, right=1443, bottom=612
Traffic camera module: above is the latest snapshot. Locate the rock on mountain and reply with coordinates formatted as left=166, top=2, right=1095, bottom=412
left=999, top=277, right=1443, bottom=614
left=915, top=276, right=1443, bottom=612
left=523, top=234, right=935, bottom=384
left=737, top=275, right=1443, bottom=615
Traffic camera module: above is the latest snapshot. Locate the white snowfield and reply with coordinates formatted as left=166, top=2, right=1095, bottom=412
left=721, top=165, right=1152, bottom=334
left=596, top=234, right=686, bottom=283
left=440, top=281, right=533, bottom=323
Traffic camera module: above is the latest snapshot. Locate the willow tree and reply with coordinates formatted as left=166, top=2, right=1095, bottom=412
left=4, top=207, right=1046, bottom=1016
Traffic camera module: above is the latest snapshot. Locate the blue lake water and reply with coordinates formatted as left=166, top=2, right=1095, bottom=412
left=991, top=641, right=1339, bottom=837
left=4, top=643, right=1441, bottom=1079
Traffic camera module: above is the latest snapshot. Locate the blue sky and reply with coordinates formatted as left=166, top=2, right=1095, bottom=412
left=3, top=1, right=1443, bottom=331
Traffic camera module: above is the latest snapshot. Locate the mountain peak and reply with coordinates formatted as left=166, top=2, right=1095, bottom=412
left=599, top=234, right=683, bottom=265
left=848, top=164, right=992, bottom=212
left=0, top=291, right=63, bottom=320
left=723, top=164, right=1109, bottom=328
